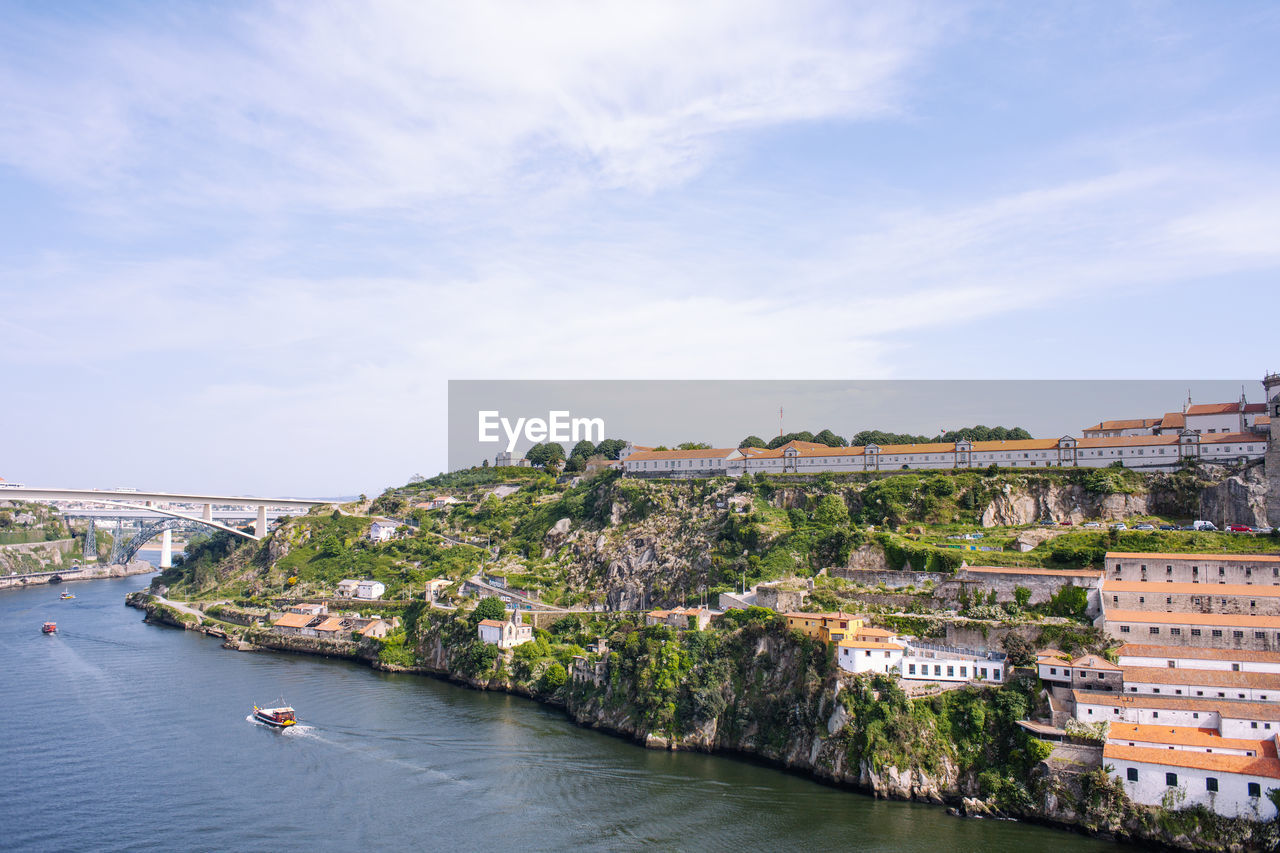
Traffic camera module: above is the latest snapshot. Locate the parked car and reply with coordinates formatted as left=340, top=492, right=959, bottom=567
left=1037, top=518, right=1054, bottom=526
left=1133, top=523, right=1155, bottom=530
left=1058, top=520, right=1073, bottom=526
left=1111, top=523, right=1127, bottom=531
left=1254, top=526, right=1274, bottom=534
left=1227, top=524, right=1253, bottom=533
left=1082, top=521, right=1101, bottom=529
left=1191, top=520, right=1218, bottom=531
left=1158, top=524, right=1177, bottom=530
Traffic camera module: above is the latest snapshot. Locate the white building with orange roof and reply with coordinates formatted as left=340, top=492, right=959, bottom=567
left=1120, top=666, right=1280, bottom=703
left=477, top=609, right=533, bottom=649
left=622, top=431, right=1268, bottom=478
left=1115, top=644, right=1280, bottom=675
left=1101, top=609, right=1280, bottom=652
left=837, top=638, right=905, bottom=675
left=1106, top=742, right=1280, bottom=819
left=1107, top=723, right=1276, bottom=758
left=1072, top=690, right=1280, bottom=738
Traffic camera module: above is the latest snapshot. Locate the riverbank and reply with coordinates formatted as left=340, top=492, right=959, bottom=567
left=1, top=559, right=153, bottom=590
left=123, top=590, right=1278, bottom=852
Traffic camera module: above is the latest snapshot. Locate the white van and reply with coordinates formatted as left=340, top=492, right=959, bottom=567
left=1191, top=520, right=1218, bottom=531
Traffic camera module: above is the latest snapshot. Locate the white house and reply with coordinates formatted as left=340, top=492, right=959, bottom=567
left=336, top=579, right=361, bottom=597
left=837, top=639, right=905, bottom=675
left=1106, top=743, right=1280, bottom=820
left=477, top=610, right=533, bottom=649
left=1120, top=666, right=1280, bottom=703
left=900, top=642, right=1006, bottom=684
left=368, top=519, right=399, bottom=542
left=354, top=580, right=386, bottom=600
left=1072, top=691, right=1280, bottom=737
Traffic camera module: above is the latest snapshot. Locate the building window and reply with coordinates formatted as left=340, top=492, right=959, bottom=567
left=1120, top=625, right=1130, bottom=633
left=908, top=664, right=916, bottom=675
left=1212, top=630, right=1222, bottom=638
left=1191, top=629, right=1201, bottom=637
left=1206, top=777, right=1218, bottom=793
left=946, top=666, right=954, bottom=677
left=1127, top=768, right=1138, bottom=782
left=1233, top=631, right=1244, bottom=639
left=1170, top=628, right=1181, bottom=636
left=1150, top=627, right=1160, bottom=634
left=1166, top=772, right=1178, bottom=787
left=1249, top=783, right=1261, bottom=798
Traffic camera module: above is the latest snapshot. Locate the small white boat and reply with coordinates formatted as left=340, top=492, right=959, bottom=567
left=60, top=588, right=75, bottom=600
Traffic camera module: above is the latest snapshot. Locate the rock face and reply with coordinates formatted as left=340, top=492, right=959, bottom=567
left=1198, top=464, right=1270, bottom=527
left=980, top=482, right=1150, bottom=527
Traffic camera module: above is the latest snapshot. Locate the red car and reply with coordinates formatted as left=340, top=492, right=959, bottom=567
left=1227, top=524, right=1252, bottom=533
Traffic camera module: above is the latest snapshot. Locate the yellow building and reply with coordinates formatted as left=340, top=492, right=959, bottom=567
left=784, top=612, right=864, bottom=644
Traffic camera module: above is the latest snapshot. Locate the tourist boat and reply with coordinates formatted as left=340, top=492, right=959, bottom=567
left=252, top=704, right=297, bottom=728
left=41, top=622, right=57, bottom=634
left=60, top=589, right=75, bottom=600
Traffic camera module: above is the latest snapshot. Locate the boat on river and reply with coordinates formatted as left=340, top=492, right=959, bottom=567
left=60, top=589, right=75, bottom=600
left=41, top=622, right=57, bottom=634
left=252, top=704, right=297, bottom=728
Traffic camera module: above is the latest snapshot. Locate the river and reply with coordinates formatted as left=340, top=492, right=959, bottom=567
left=0, top=575, right=1129, bottom=852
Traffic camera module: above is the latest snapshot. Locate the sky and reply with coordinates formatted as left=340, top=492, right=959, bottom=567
left=1, top=1, right=1278, bottom=496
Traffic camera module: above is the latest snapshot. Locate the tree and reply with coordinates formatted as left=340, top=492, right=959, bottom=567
left=738, top=435, right=767, bottom=449
left=814, top=494, right=850, bottom=528
left=481, top=459, right=489, bottom=468
left=677, top=442, right=711, bottom=450
left=564, top=455, right=585, bottom=473
left=1013, top=585, right=1032, bottom=609
left=569, top=439, right=596, bottom=460
left=593, top=438, right=627, bottom=459
left=813, top=429, right=847, bottom=447
left=526, top=442, right=566, bottom=467
left=472, top=596, right=507, bottom=623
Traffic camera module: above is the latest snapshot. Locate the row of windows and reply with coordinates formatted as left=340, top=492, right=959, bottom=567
left=905, top=662, right=1001, bottom=680
left=1126, top=685, right=1268, bottom=700
left=1125, top=767, right=1264, bottom=797
left=1112, top=595, right=1261, bottom=606
left=1117, top=564, right=1278, bottom=577
left=1117, top=625, right=1279, bottom=640
left=1083, top=706, right=1275, bottom=730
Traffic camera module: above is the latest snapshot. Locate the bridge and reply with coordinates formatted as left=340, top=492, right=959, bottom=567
left=2, top=486, right=333, bottom=568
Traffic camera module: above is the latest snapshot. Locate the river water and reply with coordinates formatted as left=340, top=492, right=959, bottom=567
left=0, top=576, right=1127, bottom=852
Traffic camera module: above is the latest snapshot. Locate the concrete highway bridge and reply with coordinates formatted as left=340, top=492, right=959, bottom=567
left=2, top=486, right=332, bottom=568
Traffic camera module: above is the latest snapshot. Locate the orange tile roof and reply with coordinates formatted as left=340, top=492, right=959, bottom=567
left=1106, top=551, right=1280, bottom=564
left=273, top=613, right=315, bottom=628
left=313, top=617, right=346, bottom=632
left=1121, top=666, right=1280, bottom=690
left=856, top=627, right=899, bottom=638
left=1115, top=644, right=1280, bottom=664
left=478, top=618, right=506, bottom=628
left=1103, top=744, right=1280, bottom=779
left=1072, top=689, right=1280, bottom=721
left=970, top=439, right=1061, bottom=451
left=625, top=448, right=734, bottom=461
left=1036, top=648, right=1071, bottom=660
left=838, top=640, right=905, bottom=650
left=1107, top=723, right=1275, bottom=755
left=1076, top=434, right=1179, bottom=448
left=1105, top=580, right=1280, bottom=597
left=1186, top=403, right=1242, bottom=416
left=1072, top=654, right=1121, bottom=671
left=1159, top=412, right=1185, bottom=429
left=1199, top=431, right=1269, bottom=445
left=964, top=566, right=1103, bottom=578
left=871, top=441, right=959, bottom=454
left=1105, top=609, right=1280, bottom=629
left=1084, top=419, right=1161, bottom=432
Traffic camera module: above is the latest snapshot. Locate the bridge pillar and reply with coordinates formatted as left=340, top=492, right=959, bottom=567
left=255, top=506, right=267, bottom=538
left=160, top=527, right=173, bottom=568
left=83, top=519, right=97, bottom=561
left=202, top=503, right=212, bottom=522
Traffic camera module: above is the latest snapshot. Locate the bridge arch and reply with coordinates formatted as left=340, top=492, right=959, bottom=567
left=112, top=518, right=185, bottom=565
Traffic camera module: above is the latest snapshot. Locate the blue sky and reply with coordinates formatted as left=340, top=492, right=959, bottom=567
left=2, top=1, right=1277, bottom=496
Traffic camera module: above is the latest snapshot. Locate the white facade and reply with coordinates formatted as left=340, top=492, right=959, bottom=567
left=336, top=579, right=360, bottom=597
left=354, top=580, right=385, bottom=600
left=477, top=611, right=533, bottom=648
left=621, top=432, right=1268, bottom=478
left=837, top=641, right=904, bottom=675
left=1073, top=692, right=1280, bottom=735
left=368, top=520, right=398, bottom=542
left=900, top=642, right=1005, bottom=683
left=1117, top=645, right=1280, bottom=675
left=1107, top=747, right=1279, bottom=820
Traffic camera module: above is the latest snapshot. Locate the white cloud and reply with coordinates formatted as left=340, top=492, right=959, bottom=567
left=0, top=0, right=945, bottom=210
